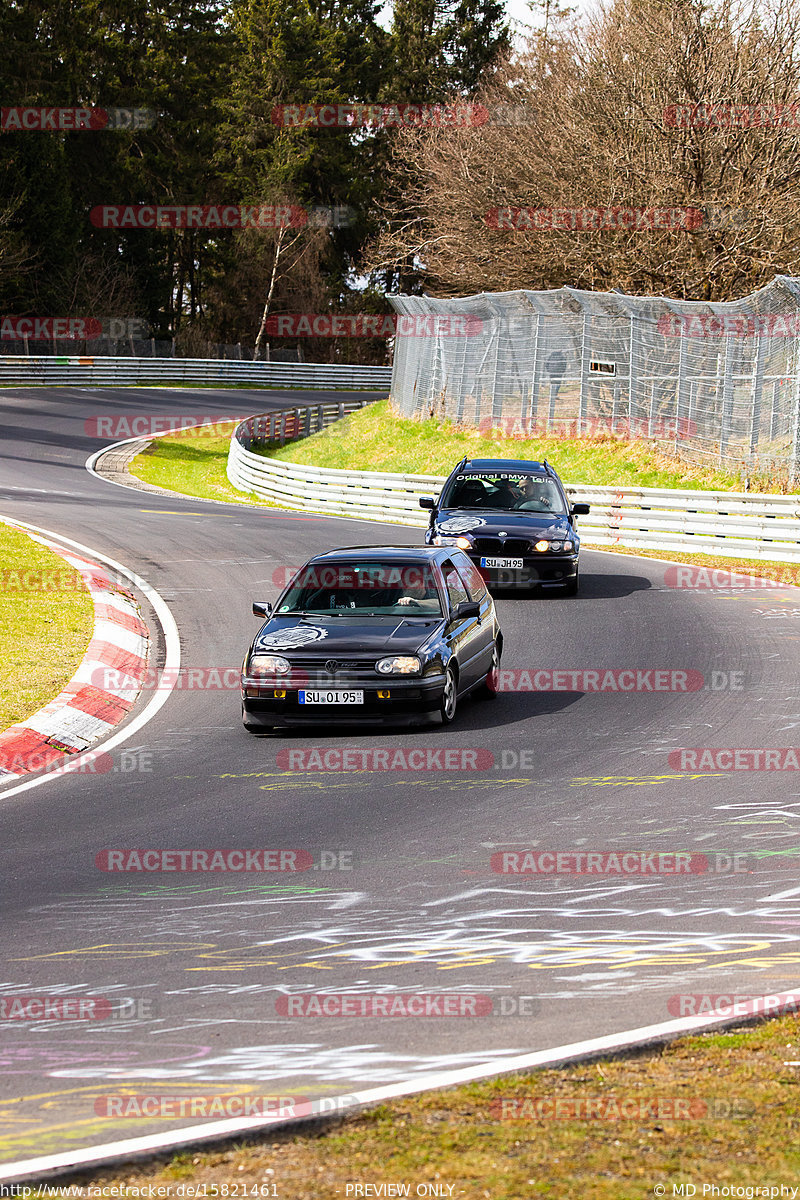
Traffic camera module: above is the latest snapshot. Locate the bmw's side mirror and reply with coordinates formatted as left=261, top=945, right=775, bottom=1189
left=252, top=601, right=273, bottom=618
left=419, top=496, right=436, bottom=510
left=571, top=503, right=590, bottom=516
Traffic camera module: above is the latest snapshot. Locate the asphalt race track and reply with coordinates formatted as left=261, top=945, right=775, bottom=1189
left=2, top=385, right=800, bottom=1170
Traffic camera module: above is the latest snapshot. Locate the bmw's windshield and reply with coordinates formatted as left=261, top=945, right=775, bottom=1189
left=440, top=472, right=566, bottom=514
left=278, top=561, right=443, bottom=615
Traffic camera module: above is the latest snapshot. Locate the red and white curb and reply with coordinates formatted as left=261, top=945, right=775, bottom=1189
left=0, top=519, right=177, bottom=788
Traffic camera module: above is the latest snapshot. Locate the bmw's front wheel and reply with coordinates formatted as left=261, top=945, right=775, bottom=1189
left=563, top=569, right=579, bottom=596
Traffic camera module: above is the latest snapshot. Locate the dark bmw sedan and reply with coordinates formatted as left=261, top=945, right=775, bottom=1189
left=420, top=457, right=590, bottom=595
left=241, top=546, right=502, bottom=733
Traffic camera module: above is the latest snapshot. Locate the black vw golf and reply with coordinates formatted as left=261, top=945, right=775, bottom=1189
left=420, top=457, right=591, bottom=595
left=241, top=546, right=502, bottom=733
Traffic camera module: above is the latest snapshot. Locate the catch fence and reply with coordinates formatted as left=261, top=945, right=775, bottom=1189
left=388, top=276, right=800, bottom=478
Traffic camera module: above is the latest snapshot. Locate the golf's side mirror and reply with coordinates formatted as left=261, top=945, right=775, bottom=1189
left=252, top=601, right=273, bottom=618
left=452, top=600, right=480, bottom=620
left=419, top=496, right=436, bottom=510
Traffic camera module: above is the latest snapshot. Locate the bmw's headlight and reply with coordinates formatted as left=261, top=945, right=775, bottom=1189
left=432, top=535, right=472, bottom=549
left=534, top=539, right=550, bottom=552
left=249, top=654, right=291, bottom=676
left=376, top=655, right=422, bottom=675
left=563, top=539, right=574, bottom=551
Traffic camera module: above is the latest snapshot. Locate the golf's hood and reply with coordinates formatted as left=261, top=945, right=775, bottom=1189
left=253, top=615, right=444, bottom=657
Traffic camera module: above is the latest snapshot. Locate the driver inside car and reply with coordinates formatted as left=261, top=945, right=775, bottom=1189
left=486, top=478, right=520, bottom=508
left=518, top=477, right=554, bottom=509
left=395, top=578, right=441, bottom=610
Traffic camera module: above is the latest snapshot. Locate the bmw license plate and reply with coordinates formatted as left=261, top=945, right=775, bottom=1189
left=299, top=690, right=364, bottom=705
left=480, top=556, right=523, bottom=569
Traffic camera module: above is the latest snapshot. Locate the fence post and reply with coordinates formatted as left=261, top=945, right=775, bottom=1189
left=628, top=313, right=639, bottom=434
left=578, top=311, right=589, bottom=436
left=790, top=352, right=800, bottom=488
left=749, top=334, right=767, bottom=459
left=770, top=379, right=781, bottom=441
left=719, top=338, right=735, bottom=463
left=529, top=312, right=543, bottom=430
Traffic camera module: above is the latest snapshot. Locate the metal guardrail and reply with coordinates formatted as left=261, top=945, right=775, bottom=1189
left=236, top=399, right=375, bottom=447
left=227, top=419, right=800, bottom=560
left=0, top=356, right=392, bottom=389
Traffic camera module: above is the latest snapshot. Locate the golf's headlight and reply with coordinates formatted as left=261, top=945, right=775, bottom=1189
left=432, top=535, right=472, bottom=549
left=249, top=654, right=291, bottom=676
left=376, top=655, right=422, bottom=675
left=534, top=539, right=550, bottom=552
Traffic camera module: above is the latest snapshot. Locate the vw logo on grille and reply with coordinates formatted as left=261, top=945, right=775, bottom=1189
left=325, top=659, right=339, bottom=674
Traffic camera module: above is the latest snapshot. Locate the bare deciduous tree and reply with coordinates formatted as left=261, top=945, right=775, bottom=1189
left=368, top=0, right=800, bottom=300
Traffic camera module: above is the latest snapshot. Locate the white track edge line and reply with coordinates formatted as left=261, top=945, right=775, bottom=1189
left=0, top=517, right=180, bottom=801
left=0, top=997, right=796, bottom=1182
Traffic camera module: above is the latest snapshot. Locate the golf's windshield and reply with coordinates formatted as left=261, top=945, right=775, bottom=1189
left=278, top=562, right=443, bottom=615
left=441, top=472, right=566, bottom=514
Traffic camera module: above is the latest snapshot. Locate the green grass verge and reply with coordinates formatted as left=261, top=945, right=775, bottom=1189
left=128, top=399, right=767, bottom=508
left=263, top=399, right=757, bottom=490
left=0, top=523, right=94, bottom=729
left=128, top=420, right=800, bottom=588
left=66, top=1013, right=800, bottom=1198
left=127, top=419, right=268, bottom=506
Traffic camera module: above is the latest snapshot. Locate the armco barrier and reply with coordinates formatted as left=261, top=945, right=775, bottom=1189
left=0, top=356, right=392, bottom=389
left=227, top=423, right=800, bottom=560
left=236, top=399, right=374, bottom=447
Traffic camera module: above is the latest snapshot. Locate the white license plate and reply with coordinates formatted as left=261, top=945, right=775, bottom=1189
left=299, top=690, right=364, bottom=705
left=480, top=556, right=524, bottom=569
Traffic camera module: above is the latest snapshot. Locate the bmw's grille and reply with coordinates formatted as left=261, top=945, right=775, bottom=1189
left=472, top=537, right=532, bottom=557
